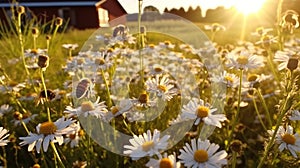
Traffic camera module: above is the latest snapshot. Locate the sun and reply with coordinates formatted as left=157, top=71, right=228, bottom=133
left=233, top=0, right=266, bottom=15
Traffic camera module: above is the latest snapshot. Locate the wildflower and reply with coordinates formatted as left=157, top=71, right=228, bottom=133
left=0, top=104, right=13, bottom=117
left=123, top=129, right=170, bottom=160
left=268, top=125, right=300, bottom=158
left=64, top=97, right=108, bottom=119
left=145, top=152, right=181, bottom=168
left=64, top=122, right=83, bottom=148
left=251, top=27, right=273, bottom=36
left=226, top=50, right=265, bottom=70
left=19, top=117, right=74, bottom=153
left=204, top=23, right=226, bottom=32
left=12, top=111, right=38, bottom=126
left=181, top=98, right=227, bottom=127
left=0, top=81, right=26, bottom=93
left=280, top=10, right=299, bottom=34
left=255, top=35, right=278, bottom=48
left=145, top=75, right=178, bottom=101
left=158, top=41, right=175, bottom=49
left=62, top=43, right=79, bottom=50
left=178, top=139, right=227, bottom=168
left=274, top=49, right=299, bottom=71
left=289, top=110, right=300, bottom=121
left=72, top=160, right=87, bottom=168
left=131, top=92, right=155, bottom=108
left=210, top=71, right=239, bottom=88
left=0, top=127, right=10, bottom=146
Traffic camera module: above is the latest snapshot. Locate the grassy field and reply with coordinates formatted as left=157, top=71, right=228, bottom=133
left=1, top=12, right=300, bottom=167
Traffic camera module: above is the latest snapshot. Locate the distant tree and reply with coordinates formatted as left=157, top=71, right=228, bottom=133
left=142, top=5, right=160, bottom=21
left=186, top=6, right=203, bottom=22
left=143, top=6, right=159, bottom=13
left=164, top=8, right=169, bottom=13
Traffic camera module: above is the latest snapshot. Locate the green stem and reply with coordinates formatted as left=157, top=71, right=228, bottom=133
left=232, top=151, right=237, bottom=168
left=100, top=69, right=112, bottom=108
left=21, top=120, right=30, bottom=134
left=256, top=89, right=273, bottom=127
left=257, top=73, right=292, bottom=167
left=50, top=142, right=65, bottom=168
left=17, top=13, right=30, bottom=77
left=227, top=69, right=243, bottom=149
left=40, top=69, right=51, bottom=122
left=138, top=0, right=144, bottom=84
left=252, top=95, right=267, bottom=131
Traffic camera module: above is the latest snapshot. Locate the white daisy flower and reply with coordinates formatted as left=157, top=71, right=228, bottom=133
left=158, top=41, right=175, bottom=49
left=289, top=110, right=300, bottom=121
left=62, top=43, right=79, bottom=50
left=204, top=23, right=226, bottom=32
left=145, top=152, right=181, bottom=168
left=12, top=112, right=38, bottom=126
left=123, top=129, right=170, bottom=160
left=181, top=98, right=227, bottom=127
left=145, top=75, right=178, bottom=101
left=0, top=104, right=13, bottom=117
left=64, top=97, right=108, bottom=119
left=210, top=71, right=239, bottom=88
left=0, top=127, right=10, bottom=146
left=64, top=122, right=83, bottom=148
left=268, top=125, right=300, bottom=158
left=274, top=49, right=299, bottom=71
left=178, top=139, right=228, bottom=168
left=19, top=117, right=74, bottom=153
left=226, top=50, right=265, bottom=70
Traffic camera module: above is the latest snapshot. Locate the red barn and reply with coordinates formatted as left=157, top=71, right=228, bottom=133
left=0, top=0, right=127, bottom=29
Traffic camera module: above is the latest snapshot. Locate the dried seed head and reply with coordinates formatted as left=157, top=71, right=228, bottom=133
left=17, top=6, right=25, bottom=14
left=287, top=58, right=299, bottom=71
left=37, top=55, right=49, bottom=69
left=32, top=27, right=39, bottom=36
left=55, top=17, right=63, bottom=26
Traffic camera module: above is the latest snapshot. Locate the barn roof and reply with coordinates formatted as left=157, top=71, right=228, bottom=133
left=0, top=0, right=124, bottom=8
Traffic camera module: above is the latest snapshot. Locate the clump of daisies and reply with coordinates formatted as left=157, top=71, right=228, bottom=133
left=19, top=117, right=74, bottom=153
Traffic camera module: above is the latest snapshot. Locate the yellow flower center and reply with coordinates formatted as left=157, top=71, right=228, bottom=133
left=30, top=49, right=38, bottom=54
left=237, top=56, right=248, bottom=65
left=8, top=81, right=18, bottom=87
left=247, top=74, right=258, bottom=82
left=194, top=149, right=208, bottom=163
left=196, top=106, right=209, bottom=118
left=149, top=44, right=156, bottom=49
left=142, top=141, right=154, bottom=152
left=138, top=93, right=149, bottom=104
left=39, top=121, right=57, bottom=135
left=95, top=58, right=105, bottom=65
left=157, top=85, right=167, bottom=92
left=107, top=48, right=114, bottom=53
left=159, top=158, right=173, bottom=168
left=282, top=133, right=296, bottom=145
left=154, top=67, right=163, bottom=72
left=69, top=133, right=76, bottom=140
left=164, top=41, right=171, bottom=45
left=111, top=106, right=119, bottom=115
left=81, top=101, right=95, bottom=112
left=224, top=76, right=234, bottom=84
left=78, top=129, right=85, bottom=137
left=77, top=58, right=85, bottom=65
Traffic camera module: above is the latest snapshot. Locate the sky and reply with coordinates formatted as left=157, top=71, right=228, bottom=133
left=118, top=0, right=241, bottom=16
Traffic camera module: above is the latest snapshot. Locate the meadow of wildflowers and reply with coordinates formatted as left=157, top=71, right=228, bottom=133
left=0, top=1, right=300, bottom=168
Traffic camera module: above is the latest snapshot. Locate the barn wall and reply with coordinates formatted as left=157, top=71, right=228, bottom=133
left=0, top=6, right=99, bottom=29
